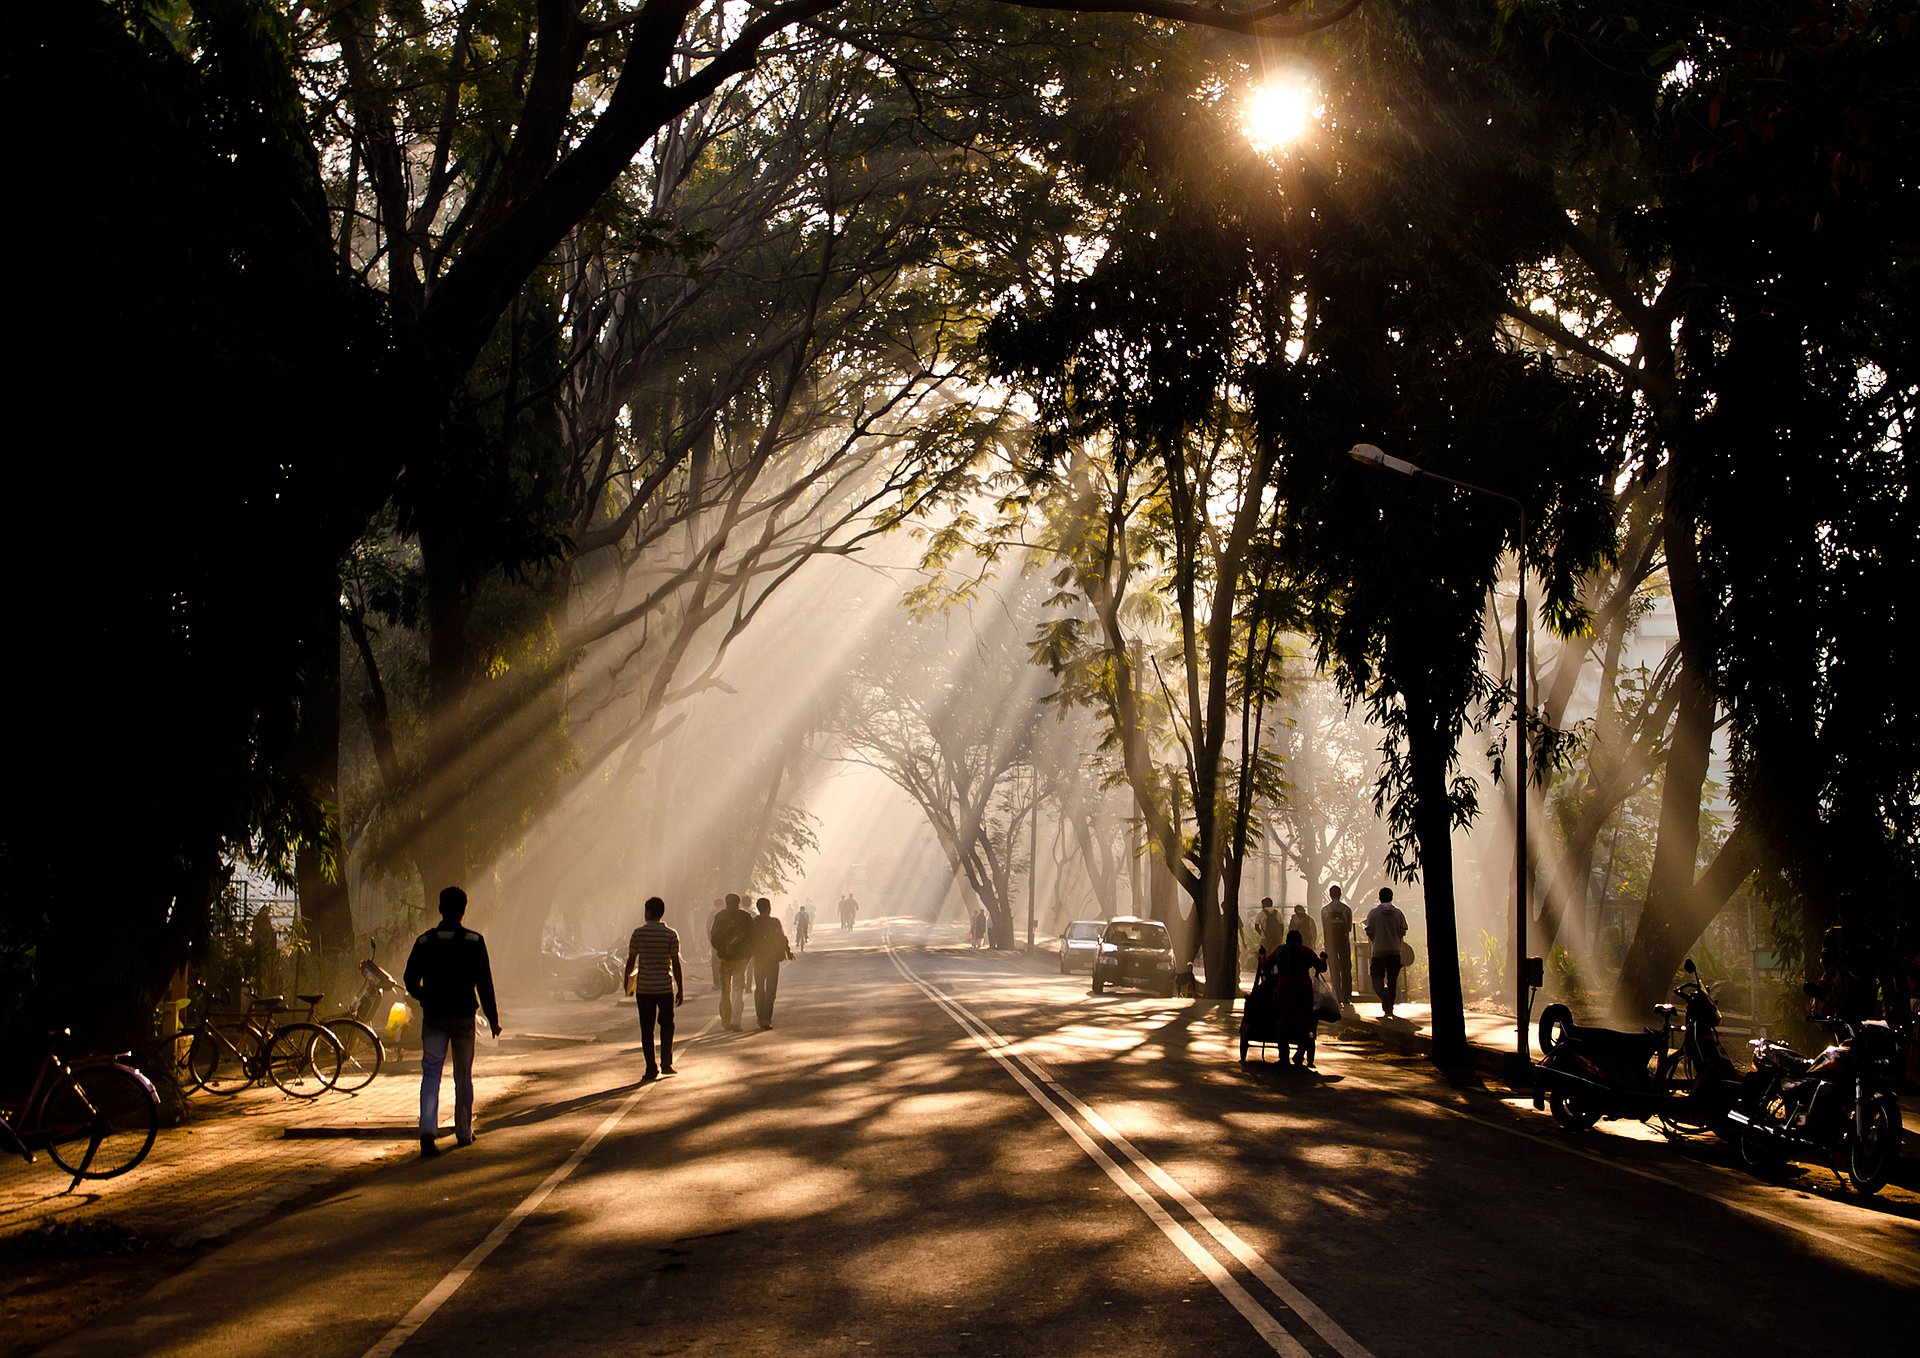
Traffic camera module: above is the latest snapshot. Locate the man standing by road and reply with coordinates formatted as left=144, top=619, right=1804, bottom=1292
left=624, top=896, right=685, bottom=1079
left=1255, top=897, right=1285, bottom=959
left=1321, top=886, right=1354, bottom=1002
left=749, top=897, right=794, bottom=1030
left=1364, top=887, right=1410, bottom=1020
left=709, top=893, right=755, bottom=1031
left=1286, top=903, right=1318, bottom=951
left=404, top=886, right=502, bottom=1157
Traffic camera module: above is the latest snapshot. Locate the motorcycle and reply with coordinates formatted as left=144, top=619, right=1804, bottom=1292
left=543, top=945, right=622, bottom=1000
left=351, top=944, right=419, bottom=1052
left=1532, top=958, right=1742, bottom=1136
left=1727, top=1004, right=1907, bottom=1196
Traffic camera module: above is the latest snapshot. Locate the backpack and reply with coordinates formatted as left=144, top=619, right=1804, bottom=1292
left=710, top=910, right=750, bottom=961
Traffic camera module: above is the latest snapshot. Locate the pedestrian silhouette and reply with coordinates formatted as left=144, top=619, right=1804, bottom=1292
left=404, top=886, right=501, bottom=1157
left=709, top=893, right=755, bottom=1031
left=624, top=895, right=684, bottom=1079
left=1364, top=887, right=1409, bottom=1020
left=749, top=897, right=794, bottom=1029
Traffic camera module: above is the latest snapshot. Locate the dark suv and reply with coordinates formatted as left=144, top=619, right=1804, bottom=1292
left=1090, top=917, right=1177, bottom=997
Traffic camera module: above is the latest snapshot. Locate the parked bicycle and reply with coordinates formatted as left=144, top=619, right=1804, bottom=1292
left=287, top=993, right=384, bottom=1093
left=182, top=991, right=344, bottom=1098
left=0, top=1033, right=159, bottom=1188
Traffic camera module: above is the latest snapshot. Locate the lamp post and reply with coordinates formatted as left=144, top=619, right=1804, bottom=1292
left=1347, top=444, right=1533, bottom=1064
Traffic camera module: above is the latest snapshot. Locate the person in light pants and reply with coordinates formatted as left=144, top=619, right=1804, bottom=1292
left=405, top=886, right=502, bottom=1156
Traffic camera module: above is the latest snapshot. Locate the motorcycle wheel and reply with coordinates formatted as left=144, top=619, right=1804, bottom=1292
left=1538, top=1004, right=1575, bottom=1057
left=1548, top=1086, right=1603, bottom=1132
left=1652, top=1051, right=1700, bottom=1136
left=575, top=968, right=614, bottom=1001
left=1847, top=1096, right=1900, bottom=1196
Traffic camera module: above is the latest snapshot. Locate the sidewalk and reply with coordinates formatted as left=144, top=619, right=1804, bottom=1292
left=0, top=1051, right=529, bottom=1249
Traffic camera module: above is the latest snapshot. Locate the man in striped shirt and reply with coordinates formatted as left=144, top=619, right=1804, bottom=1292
left=624, top=896, right=685, bottom=1080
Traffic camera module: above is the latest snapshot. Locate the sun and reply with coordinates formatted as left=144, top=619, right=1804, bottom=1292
left=1242, top=79, right=1321, bottom=153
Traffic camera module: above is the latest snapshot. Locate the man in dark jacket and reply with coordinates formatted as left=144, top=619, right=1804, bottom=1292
left=709, top=893, right=755, bottom=1031
left=405, top=886, right=502, bottom=1157
left=749, top=897, right=794, bottom=1030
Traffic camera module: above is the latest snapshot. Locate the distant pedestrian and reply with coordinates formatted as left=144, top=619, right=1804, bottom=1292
left=839, top=892, right=860, bottom=931
left=1364, top=887, right=1410, bottom=1020
left=969, top=907, right=988, bottom=949
left=624, top=896, right=684, bottom=1080
left=749, top=898, right=794, bottom=1029
left=1255, top=897, right=1285, bottom=957
left=1321, top=886, right=1354, bottom=1002
left=404, top=886, right=502, bottom=1157
left=1286, top=903, right=1318, bottom=951
left=709, top=893, right=755, bottom=1031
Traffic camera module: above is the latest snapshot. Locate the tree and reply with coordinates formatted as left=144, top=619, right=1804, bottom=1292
left=833, top=585, right=1053, bottom=945
left=1498, top=0, right=1920, bottom=1009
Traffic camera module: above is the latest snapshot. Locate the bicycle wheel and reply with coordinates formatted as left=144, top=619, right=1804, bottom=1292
left=189, top=1024, right=253, bottom=1094
left=43, top=1064, right=159, bottom=1179
left=265, top=1023, right=343, bottom=1098
left=321, top=1018, right=383, bottom=1092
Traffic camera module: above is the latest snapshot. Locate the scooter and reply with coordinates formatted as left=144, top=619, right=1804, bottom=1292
left=1728, top=1002, right=1907, bottom=1195
left=351, top=944, right=419, bottom=1052
left=1532, top=959, right=1741, bottom=1136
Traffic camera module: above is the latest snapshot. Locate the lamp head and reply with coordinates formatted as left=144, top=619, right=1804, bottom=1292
left=1347, top=443, right=1423, bottom=478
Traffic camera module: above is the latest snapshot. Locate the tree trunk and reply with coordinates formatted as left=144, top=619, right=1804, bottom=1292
left=294, top=601, right=353, bottom=960
left=1408, top=703, right=1469, bottom=1065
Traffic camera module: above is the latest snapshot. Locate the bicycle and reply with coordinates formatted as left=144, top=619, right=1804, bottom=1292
left=0, top=1033, right=160, bottom=1189
left=182, top=991, right=344, bottom=1098
left=286, top=993, right=384, bottom=1093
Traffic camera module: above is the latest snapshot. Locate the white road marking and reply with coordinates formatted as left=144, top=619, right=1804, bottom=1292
left=362, top=1014, right=721, bottom=1358
left=885, top=925, right=1374, bottom=1358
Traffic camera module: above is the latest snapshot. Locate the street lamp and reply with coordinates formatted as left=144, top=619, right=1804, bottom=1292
left=1347, top=443, right=1536, bottom=1064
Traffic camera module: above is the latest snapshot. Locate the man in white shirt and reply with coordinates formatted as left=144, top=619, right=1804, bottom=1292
left=1364, top=887, right=1410, bottom=1019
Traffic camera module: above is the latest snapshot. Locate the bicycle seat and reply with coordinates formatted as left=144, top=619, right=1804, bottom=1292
left=296, top=993, right=325, bottom=1006
left=252, top=994, right=285, bottom=1007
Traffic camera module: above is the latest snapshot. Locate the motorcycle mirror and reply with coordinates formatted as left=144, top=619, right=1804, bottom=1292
left=1683, top=958, right=1696, bottom=974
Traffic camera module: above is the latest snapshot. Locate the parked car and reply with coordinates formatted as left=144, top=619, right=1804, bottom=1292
left=1059, top=920, right=1106, bottom=974
left=1091, top=917, right=1177, bottom=997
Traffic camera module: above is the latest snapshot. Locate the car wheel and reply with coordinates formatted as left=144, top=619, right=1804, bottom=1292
left=1091, top=978, right=1105, bottom=994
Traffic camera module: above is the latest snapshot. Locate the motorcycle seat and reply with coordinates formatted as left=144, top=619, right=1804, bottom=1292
left=1567, top=1025, right=1663, bottom=1063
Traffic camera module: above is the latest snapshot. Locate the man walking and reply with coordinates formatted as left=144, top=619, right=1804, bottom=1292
left=624, top=896, right=684, bottom=1079
left=749, top=897, right=794, bottom=1030
left=1321, top=885, right=1355, bottom=1002
left=404, top=886, right=502, bottom=1157
left=709, top=892, right=755, bottom=1031
left=1364, top=887, right=1410, bottom=1020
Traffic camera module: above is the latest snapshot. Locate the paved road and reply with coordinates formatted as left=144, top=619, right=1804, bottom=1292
left=36, top=917, right=1920, bottom=1357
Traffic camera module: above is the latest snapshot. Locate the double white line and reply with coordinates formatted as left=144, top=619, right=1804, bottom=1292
left=884, top=928, right=1373, bottom=1358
